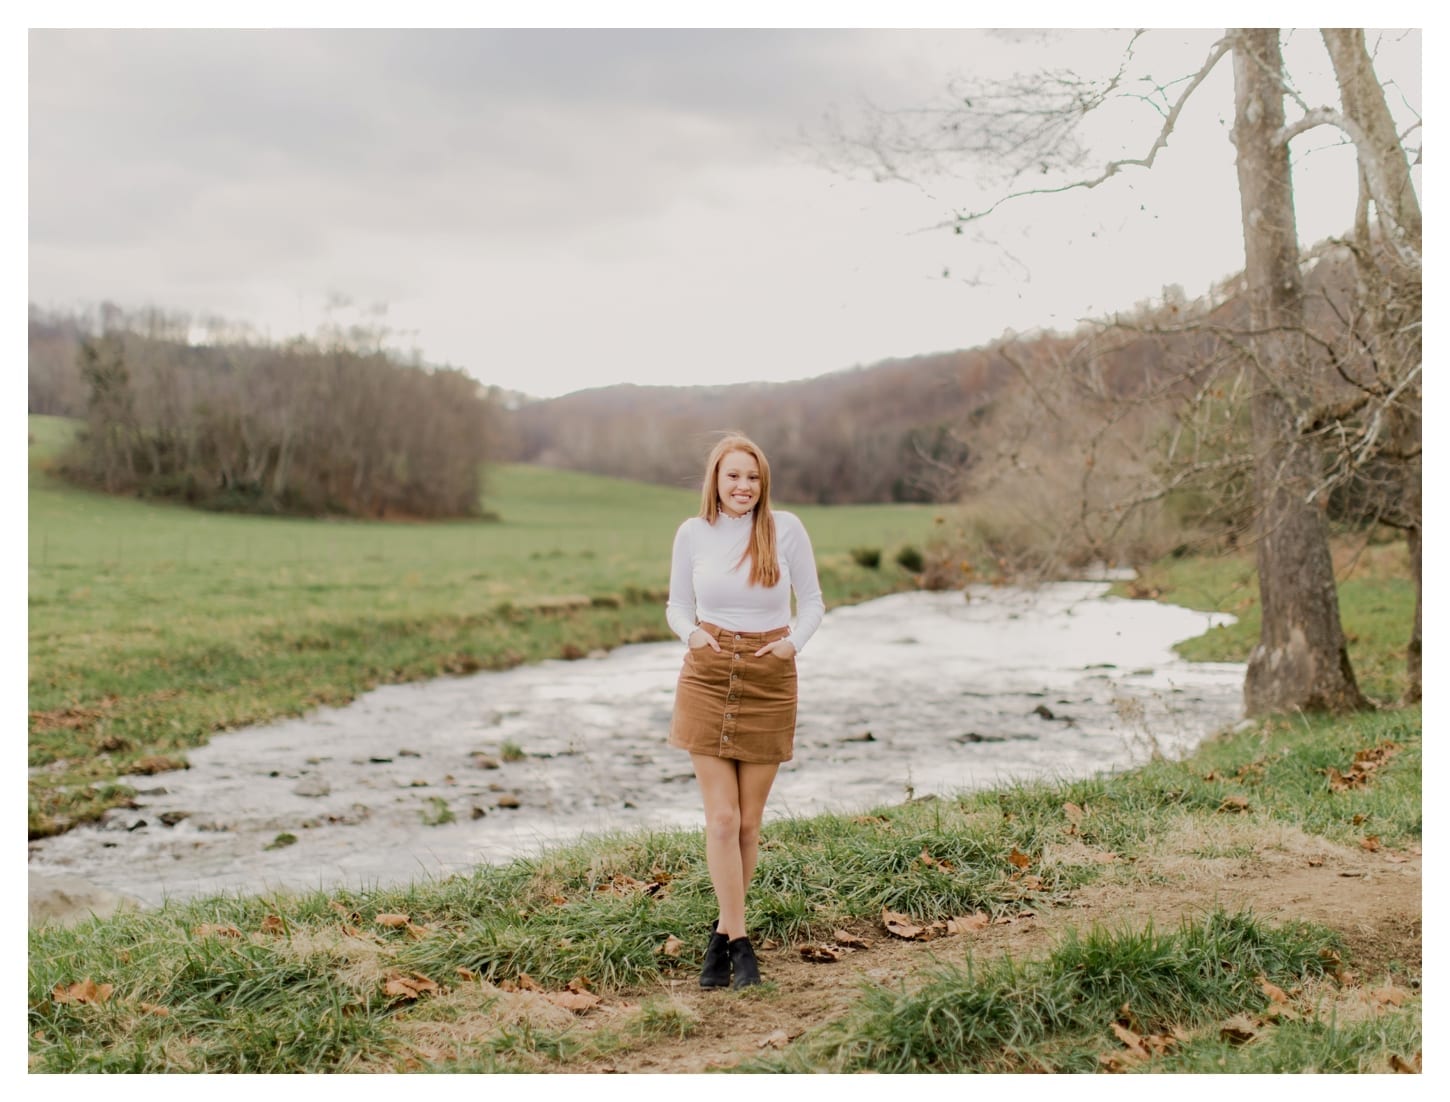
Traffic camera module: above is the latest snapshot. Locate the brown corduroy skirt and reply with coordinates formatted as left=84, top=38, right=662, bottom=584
left=668, top=622, right=798, bottom=763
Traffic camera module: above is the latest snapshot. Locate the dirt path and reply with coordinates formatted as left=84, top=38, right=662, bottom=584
left=386, top=824, right=1422, bottom=1073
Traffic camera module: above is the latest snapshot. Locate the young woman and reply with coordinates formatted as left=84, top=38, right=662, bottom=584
left=666, top=433, right=824, bottom=988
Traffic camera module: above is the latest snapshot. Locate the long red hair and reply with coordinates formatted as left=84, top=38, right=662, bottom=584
left=698, top=433, right=779, bottom=588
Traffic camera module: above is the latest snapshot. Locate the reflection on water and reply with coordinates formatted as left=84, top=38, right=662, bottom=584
left=29, top=584, right=1244, bottom=906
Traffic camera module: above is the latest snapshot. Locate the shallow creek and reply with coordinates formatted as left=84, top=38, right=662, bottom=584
left=29, top=583, right=1245, bottom=907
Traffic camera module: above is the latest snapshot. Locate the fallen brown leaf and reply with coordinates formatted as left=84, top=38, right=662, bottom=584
left=833, top=929, right=869, bottom=949
left=375, top=913, right=410, bottom=928
left=517, top=974, right=544, bottom=992
left=659, top=934, right=684, bottom=958
left=758, top=1029, right=794, bottom=1049
left=52, top=979, right=114, bottom=1005
left=192, top=924, right=242, bottom=940
left=1217, top=795, right=1250, bottom=814
left=1111, top=1021, right=1149, bottom=1059
left=1389, top=1051, right=1421, bottom=1074
left=259, top=915, right=286, bottom=936
left=137, top=1002, right=170, bottom=1017
left=1007, top=847, right=1031, bottom=869
left=1372, top=985, right=1411, bottom=1007
left=1219, top=1014, right=1260, bottom=1044
left=800, top=944, right=842, bottom=963
left=566, top=976, right=593, bottom=993
left=1259, top=977, right=1291, bottom=1005
left=455, top=967, right=477, bottom=982
left=1360, top=835, right=1382, bottom=852
left=1063, top=801, right=1084, bottom=824
left=945, top=912, right=991, bottom=934
left=546, top=990, right=602, bottom=1013
left=382, top=971, right=440, bottom=1001
left=405, top=923, right=432, bottom=940
left=1099, top=1051, right=1145, bottom=1073
left=882, top=908, right=926, bottom=940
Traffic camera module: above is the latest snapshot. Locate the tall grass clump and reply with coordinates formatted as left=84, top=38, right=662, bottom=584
left=754, top=910, right=1339, bottom=1073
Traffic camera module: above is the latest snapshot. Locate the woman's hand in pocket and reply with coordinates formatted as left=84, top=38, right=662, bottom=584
left=689, top=628, right=722, bottom=652
left=754, top=638, right=796, bottom=660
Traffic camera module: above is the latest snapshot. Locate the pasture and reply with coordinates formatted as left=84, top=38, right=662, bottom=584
left=28, top=416, right=938, bottom=835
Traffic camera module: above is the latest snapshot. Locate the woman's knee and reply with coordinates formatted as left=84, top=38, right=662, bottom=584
left=738, top=818, right=762, bottom=849
left=704, top=806, right=742, bottom=844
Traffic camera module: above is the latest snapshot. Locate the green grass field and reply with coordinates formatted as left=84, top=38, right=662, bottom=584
left=27, top=415, right=1420, bottom=1073
left=28, top=415, right=939, bottom=836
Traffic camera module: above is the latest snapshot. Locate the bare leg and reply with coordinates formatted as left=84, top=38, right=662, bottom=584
left=690, top=754, right=779, bottom=941
left=736, top=760, right=780, bottom=899
left=691, top=754, right=746, bottom=938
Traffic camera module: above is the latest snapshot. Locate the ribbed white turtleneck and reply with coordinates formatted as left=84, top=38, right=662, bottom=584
left=665, top=509, right=825, bottom=653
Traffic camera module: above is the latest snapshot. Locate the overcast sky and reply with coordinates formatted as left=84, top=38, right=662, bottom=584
left=27, top=22, right=1422, bottom=399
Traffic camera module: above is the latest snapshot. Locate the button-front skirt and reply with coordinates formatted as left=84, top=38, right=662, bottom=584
left=668, top=621, right=798, bottom=763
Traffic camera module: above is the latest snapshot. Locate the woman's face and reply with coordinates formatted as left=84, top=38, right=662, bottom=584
left=716, top=449, right=761, bottom=517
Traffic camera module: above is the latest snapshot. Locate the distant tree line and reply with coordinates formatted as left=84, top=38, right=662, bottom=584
left=503, top=349, right=1018, bottom=505
left=31, top=305, right=500, bottom=519
left=501, top=244, right=1399, bottom=530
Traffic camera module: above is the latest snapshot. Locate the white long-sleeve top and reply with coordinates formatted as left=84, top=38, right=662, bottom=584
left=666, top=509, right=825, bottom=653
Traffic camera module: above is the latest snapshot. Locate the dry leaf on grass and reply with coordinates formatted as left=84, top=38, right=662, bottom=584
left=404, top=923, right=432, bottom=940
left=328, top=901, right=360, bottom=923
left=193, top=924, right=242, bottom=940
left=1217, top=796, right=1250, bottom=814
left=259, top=915, right=286, bottom=936
left=1219, top=1014, right=1261, bottom=1044
left=382, top=972, right=440, bottom=1001
left=1259, top=977, right=1291, bottom=1005
left=945, top=912, right=991, bottom=934
left=546, top=990, right=602, bottom=1013
left=1390, top=1051, right=1422, bottom=1074
left=375, top=913, right=410, bottom=928
left=52, top=979, right=114, bottom=1005
left=517, top=974, right=545, bottom=992
left=1372, top=985, right=1411, bottom=1007
left=1111, top=1021, right=1149, bottom=1060
left=137, top=1002, right=170, bottom=1016
left=1360, top=835, right=1382, bottom=852
left=882, top=908, right=925, bottom=940
left=455, top=967, right=477, bottom=982
left=659, top=934, right=684, bottom=957
left=833, top=929, right=870, bottom=949
left=1099, top=1051, right=1144, bottom=1073
left=1007, top=847, right=1032, bottom=869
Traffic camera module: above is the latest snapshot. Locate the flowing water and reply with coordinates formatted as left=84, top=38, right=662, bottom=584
left=29, top=583, right=1245, bottom=908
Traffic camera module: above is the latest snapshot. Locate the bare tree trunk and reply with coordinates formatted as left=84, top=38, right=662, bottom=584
left=1320, top=29, right=1422, bottom=249
left=1231, top=29, right=1367, bottom=715
left=1322, top=27, right=1422, bottom=704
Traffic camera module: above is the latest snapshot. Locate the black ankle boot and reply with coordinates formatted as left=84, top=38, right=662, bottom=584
left=699, top=922, right=731, bottom=988
left=728, top=936, right=761, bottom=988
